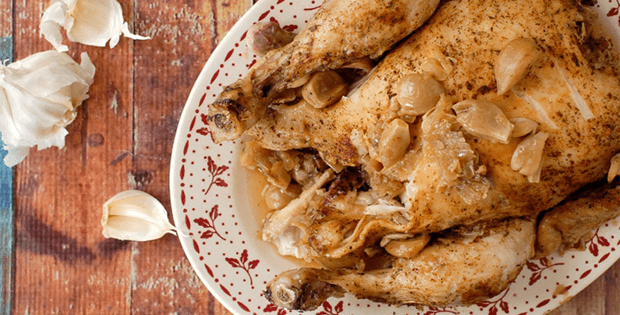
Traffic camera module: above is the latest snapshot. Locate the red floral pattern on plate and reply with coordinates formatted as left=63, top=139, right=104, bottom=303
left=605, top=0, right=620, bottom=26
left=169, top=0, right=620, bottom=314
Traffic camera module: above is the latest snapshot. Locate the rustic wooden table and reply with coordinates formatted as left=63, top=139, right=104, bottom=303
left=0, top=0, right=619, bottom=314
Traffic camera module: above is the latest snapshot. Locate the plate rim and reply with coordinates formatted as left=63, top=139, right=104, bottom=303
left=168, top=0, right=282, bottom=313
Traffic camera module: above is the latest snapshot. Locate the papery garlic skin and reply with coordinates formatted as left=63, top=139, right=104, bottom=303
left=102, top=190, right=178, bottom=241
left=0, top=50, right=95, bottom=167
left=41, top=0, right=150, bottom=52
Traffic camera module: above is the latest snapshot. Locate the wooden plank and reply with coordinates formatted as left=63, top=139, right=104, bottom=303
left=0, top=34, right=13, bottom=315
left=11, top=0, right=135, bottom=314
left=1, top=3, right=14, bottom=314
left=555, top=261, right=620, bottom=314
left=604, top=262, right=620, bottom=314
left=0, top=0, right=12, bottom=37
left=128, top=0, right=250, bottom=313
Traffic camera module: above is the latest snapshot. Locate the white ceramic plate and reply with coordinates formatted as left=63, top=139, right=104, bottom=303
left=170, top=1, right=620, bottom=314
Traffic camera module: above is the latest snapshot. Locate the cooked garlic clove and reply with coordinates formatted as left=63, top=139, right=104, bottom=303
left=41, top=0, right=150, bottom=52
left=396, top=73, right=445, bottom=117
left=0, top=50, right=95, bottom=167
left=510, top=117, right=539, bottom=137
left=608, top=153, right=620, bottom=183
left=453, top=100, right=514, bottom=144
left=511, top=131, right=549, bottom=183
left=246, top=20, right=296, bottom=56
left=381, top=234, right=430, bottom=259
left=378, top=118, right=411, bottom=168
left=421, top=48, right=454, bottom=81
left=102, top=190, right=177, bottom=241
left=301, top=71, right=348, bottom=109
left=495, top=38, right=541, bottom=95
left=269, top=160, right=292, bottom=190
left=263, top=184, right=299, bottom=210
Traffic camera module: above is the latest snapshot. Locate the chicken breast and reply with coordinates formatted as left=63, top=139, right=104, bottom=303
left=206, top=0, right=441, bottom=141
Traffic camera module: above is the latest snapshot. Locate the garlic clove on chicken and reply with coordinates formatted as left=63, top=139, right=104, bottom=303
left=509, top=117, right=539, bottom=137
left=381, top=233, right=430, bottom=259
left=511, top=131, right=549, bottom=183
left=378, top=118, right=411, bottom=168
left=396, top=72, right=445, bottom=119
left=302, top=71, right=348, bottom=109
left=421, top=48, right=454, bottom=81
left=40, top=0, right=150, bottom=52
left=0, top=50, right=95, bottom=167
left=495, top=38, right=541, bottom=95
left=102, top=190, right=178, bottom=241
left=246, top=20, right=297, bottom=56
left=453, top=100, right=514, bottom=144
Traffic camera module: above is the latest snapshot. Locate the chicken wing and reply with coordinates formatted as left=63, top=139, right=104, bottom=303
left=265, top=218, right=535, bottom=310
left=206, top=0, right=441, bottom=141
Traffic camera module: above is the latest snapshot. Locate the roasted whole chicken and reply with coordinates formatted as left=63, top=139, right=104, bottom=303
left=207, top=0, right=620, bottom=310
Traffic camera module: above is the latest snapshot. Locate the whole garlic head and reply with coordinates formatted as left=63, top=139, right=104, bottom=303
left=0, top=50, right=95, bottom=167
left=102, top=190, right=177, bottom=241
left=40, top=0, right=150, bottom=52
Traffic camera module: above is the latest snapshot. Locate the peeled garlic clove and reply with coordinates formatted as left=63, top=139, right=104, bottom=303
left=246, top=20, right=296, bottom=56
left=608, top=153, right=620, bottom=183
left=495, top=38, right=541, bottom=95
left=453, top=100, right=514, bottom=144
left=511, top=131, right=549, bottom=183
left=102, top=190, right=177, bottom=241
left=421, top=48, right=454, bottom=81
left=302, top=71, right=348, bottom=109
left=0, top=50, right=95, bottom=167
left=41, top=0, right=150, bottom=52
left=378, top=118, right=411, bottom=168
left=396, top=72, right=445, bottom=118
left=510, top=117, right=539, bottom=137
left=381, top=234, right=430, bottom=259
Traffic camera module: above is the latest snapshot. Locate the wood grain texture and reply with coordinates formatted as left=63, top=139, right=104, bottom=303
left=2, top=0, right=620, bottom=314
left=555, top=261, right=620, bottom=314
left=128, top=0, right=248, bottom=314
left=0, top=1, right=12, bottom=38
left=0, top=36, right=13, bottom=315
left=0, top=3, right=14, bottom=312
left=11, top=0, right=134, bottom=313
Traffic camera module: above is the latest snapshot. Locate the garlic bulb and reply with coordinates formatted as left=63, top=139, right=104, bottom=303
left=0, top=50, right=95, bottom=167
left=41, top=0, right=150, bottom=52
left=102, top=190, right=177, bottom=241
